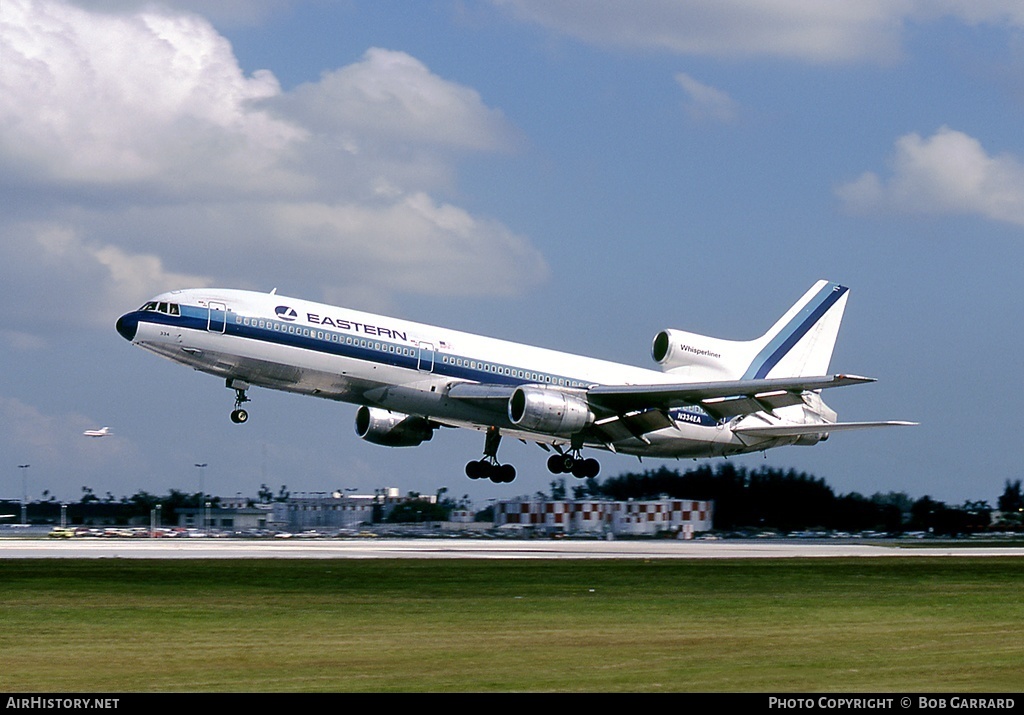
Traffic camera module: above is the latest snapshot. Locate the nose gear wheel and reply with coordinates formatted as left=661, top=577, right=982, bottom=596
left=227, top=379, right=250, bottom=424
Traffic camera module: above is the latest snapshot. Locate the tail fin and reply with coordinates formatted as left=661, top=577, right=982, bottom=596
left=654, top=281, right=849, bottom=381
left=741, top=280, right=848, bottom=379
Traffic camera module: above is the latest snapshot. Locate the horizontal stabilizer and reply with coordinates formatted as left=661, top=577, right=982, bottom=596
left=733, top=421, right=917, bottom=437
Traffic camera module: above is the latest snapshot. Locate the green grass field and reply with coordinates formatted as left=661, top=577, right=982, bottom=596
left=1, top=557, right=1022, bottom=692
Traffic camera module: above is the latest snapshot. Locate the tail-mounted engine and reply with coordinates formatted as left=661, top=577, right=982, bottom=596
left=354, top=406, right=435, bottom=447
left=651, top=328, right=743, bottom=379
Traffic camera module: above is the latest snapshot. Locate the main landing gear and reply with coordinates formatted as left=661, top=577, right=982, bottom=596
left=547, top=451, right=600, bottom=479
left=227, top=379, right=250, bottom=424
left=465, top=427, right=517, bottom=483
left=464, top=428, right=601, bottom=483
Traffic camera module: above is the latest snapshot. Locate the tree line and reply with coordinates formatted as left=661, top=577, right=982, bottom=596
left=5, top=483, right=293, bottom=528
left=546, top=464, right=1021, bottom=536
left=10, top=470, right=1023, bottom=535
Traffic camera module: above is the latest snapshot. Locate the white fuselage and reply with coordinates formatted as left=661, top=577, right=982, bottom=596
left=117, top=288, right=798, bottom=458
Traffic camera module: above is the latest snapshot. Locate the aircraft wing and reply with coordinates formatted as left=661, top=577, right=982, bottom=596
left=446, top=375, right=881, bottom=440
left=586, top=374, right=875, bottom=422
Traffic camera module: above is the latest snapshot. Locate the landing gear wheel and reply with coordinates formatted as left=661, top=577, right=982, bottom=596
left=465, top=460, right=488, bottom=480
left=493, top=464, right=516, bottom=484
left=227, top=379, right=251, bottom=424
left=465, top=459, right=517, bottom=483
left=465, top=427, right=517, bottom=483
left=572, top=458, right=600, bottom=479
left=547, top=454, right=566, bottom=474
left=548, top=452, right=599, bottom=478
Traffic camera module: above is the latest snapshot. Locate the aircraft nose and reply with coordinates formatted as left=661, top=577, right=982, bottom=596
left=115, top=313, right=138, bottom=342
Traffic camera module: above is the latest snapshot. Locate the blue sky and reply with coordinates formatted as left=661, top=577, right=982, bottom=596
left=2, top=0, right=1023, bottom=509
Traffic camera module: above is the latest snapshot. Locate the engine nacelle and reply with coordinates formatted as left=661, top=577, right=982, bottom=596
left=354, top=406, right=434, bottom=447
left=651, top=328, right=741, bottom=379
left=508, top=386, right=593, bottom=435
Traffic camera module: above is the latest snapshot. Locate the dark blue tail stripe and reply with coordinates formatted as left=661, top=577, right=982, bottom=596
left=742, top=283, right=847, bottom=380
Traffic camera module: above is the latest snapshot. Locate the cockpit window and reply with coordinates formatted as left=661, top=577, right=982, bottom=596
left=139, top=301, right=180, bottom=316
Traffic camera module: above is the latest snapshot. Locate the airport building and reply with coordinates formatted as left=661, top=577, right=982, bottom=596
left=172, top=489, right=439, bottom=532
left=273, top=489, right=437, bottom=531
left=274, top=493, right=375, bottom=530
left=177, top=506, right=270, bottom=531
left=494, top=497, right=713, bottom=537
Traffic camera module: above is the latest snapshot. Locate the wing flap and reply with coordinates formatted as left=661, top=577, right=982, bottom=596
left=700, top=389, right=808, bottom=420
left=594, top=409, right=675, bottom=445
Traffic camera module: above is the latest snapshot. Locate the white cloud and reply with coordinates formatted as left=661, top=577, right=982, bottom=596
left=65, top=1, right=294, bottom=28
left=0, top=0, right=306, bottom=194
left=674, top=73, right=738, bottom=122
left=0, top=220, right=211, bottom=331
left=493, top=0, right=907, bottom=63
left=281, top=48, right=516, bottom=153
left=836, top=127, right=1024, bottom=227
left=493, top=0, right=1024, bottom=64
left=0, top=0, right=546, bottom=336
left=269, top=47, right=520, bottom=203
left=267, top=193, right=548, bottom=297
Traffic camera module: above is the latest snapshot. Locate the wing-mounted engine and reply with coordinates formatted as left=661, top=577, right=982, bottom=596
left=508, top=386, right=594, bottom=435
left=354, top=406, right=435, bottom=447
left=651, top=329, right=753, bottom=380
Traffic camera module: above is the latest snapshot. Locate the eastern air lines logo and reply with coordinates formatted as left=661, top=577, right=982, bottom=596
left=275, top=305, right=298, bottom=322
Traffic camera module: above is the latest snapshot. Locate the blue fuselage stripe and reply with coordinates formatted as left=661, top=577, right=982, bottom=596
left=132, top=306, right=588, bottom=390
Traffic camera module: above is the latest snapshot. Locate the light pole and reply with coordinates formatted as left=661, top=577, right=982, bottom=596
left=150, top=503, right=162, bottom=537
left=17, top=464, right=29, bottom=526
left=194, top=463, right=207, bottom=531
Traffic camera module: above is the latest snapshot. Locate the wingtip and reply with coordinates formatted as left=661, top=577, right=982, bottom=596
left=835, top=374, right=877, bottom=384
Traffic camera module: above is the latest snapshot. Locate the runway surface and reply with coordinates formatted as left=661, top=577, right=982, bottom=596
left=3, top=538, right=1024, bottom=559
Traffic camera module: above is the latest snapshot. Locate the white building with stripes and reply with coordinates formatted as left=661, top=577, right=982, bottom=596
left=494, top=497, right=713, bottom=537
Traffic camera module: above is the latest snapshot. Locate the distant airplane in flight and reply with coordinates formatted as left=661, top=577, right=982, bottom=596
left=116, top=280, right=913, bottom=483
left=83, top=427, right=111, bottom=438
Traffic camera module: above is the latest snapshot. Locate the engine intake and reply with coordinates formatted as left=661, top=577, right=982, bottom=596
left=508, top=386, right=593, bottom=435
left=651, top=328, right=736, bottom=379
left=354, top=406, right=435, bottom=447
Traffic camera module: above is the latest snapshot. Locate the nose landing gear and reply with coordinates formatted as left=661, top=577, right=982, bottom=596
left=227, top=379, right=250, bottom=424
